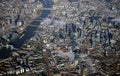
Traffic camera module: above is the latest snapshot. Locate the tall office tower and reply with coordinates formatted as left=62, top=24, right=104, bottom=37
left=96, top=20, right=101, bottom=43
left=100, top=29, right=108, bottom=50
left=106, top=29, right=111, bottom=44
left=77, top=27, right=81, bottom=38
left=89, top=32, right=96, bottom=48
left=78, top=15, right=83, bottom=44
left=71, top=23, right=76, bottom=33
left=65, top=24, right=70, bottom=37
left=49, top=25, right=55, bottom=34
left=59, top=29, right=65, bottom=39
left=104, top=28, right=112, bottom=50
left=71, top=35, right=77, bottom=51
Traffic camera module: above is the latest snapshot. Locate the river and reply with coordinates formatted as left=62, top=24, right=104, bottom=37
left=10, top=0, right=52, bottom=48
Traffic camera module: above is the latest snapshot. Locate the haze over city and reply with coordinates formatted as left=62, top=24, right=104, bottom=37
left=0, top=0, right=120, bottom=76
